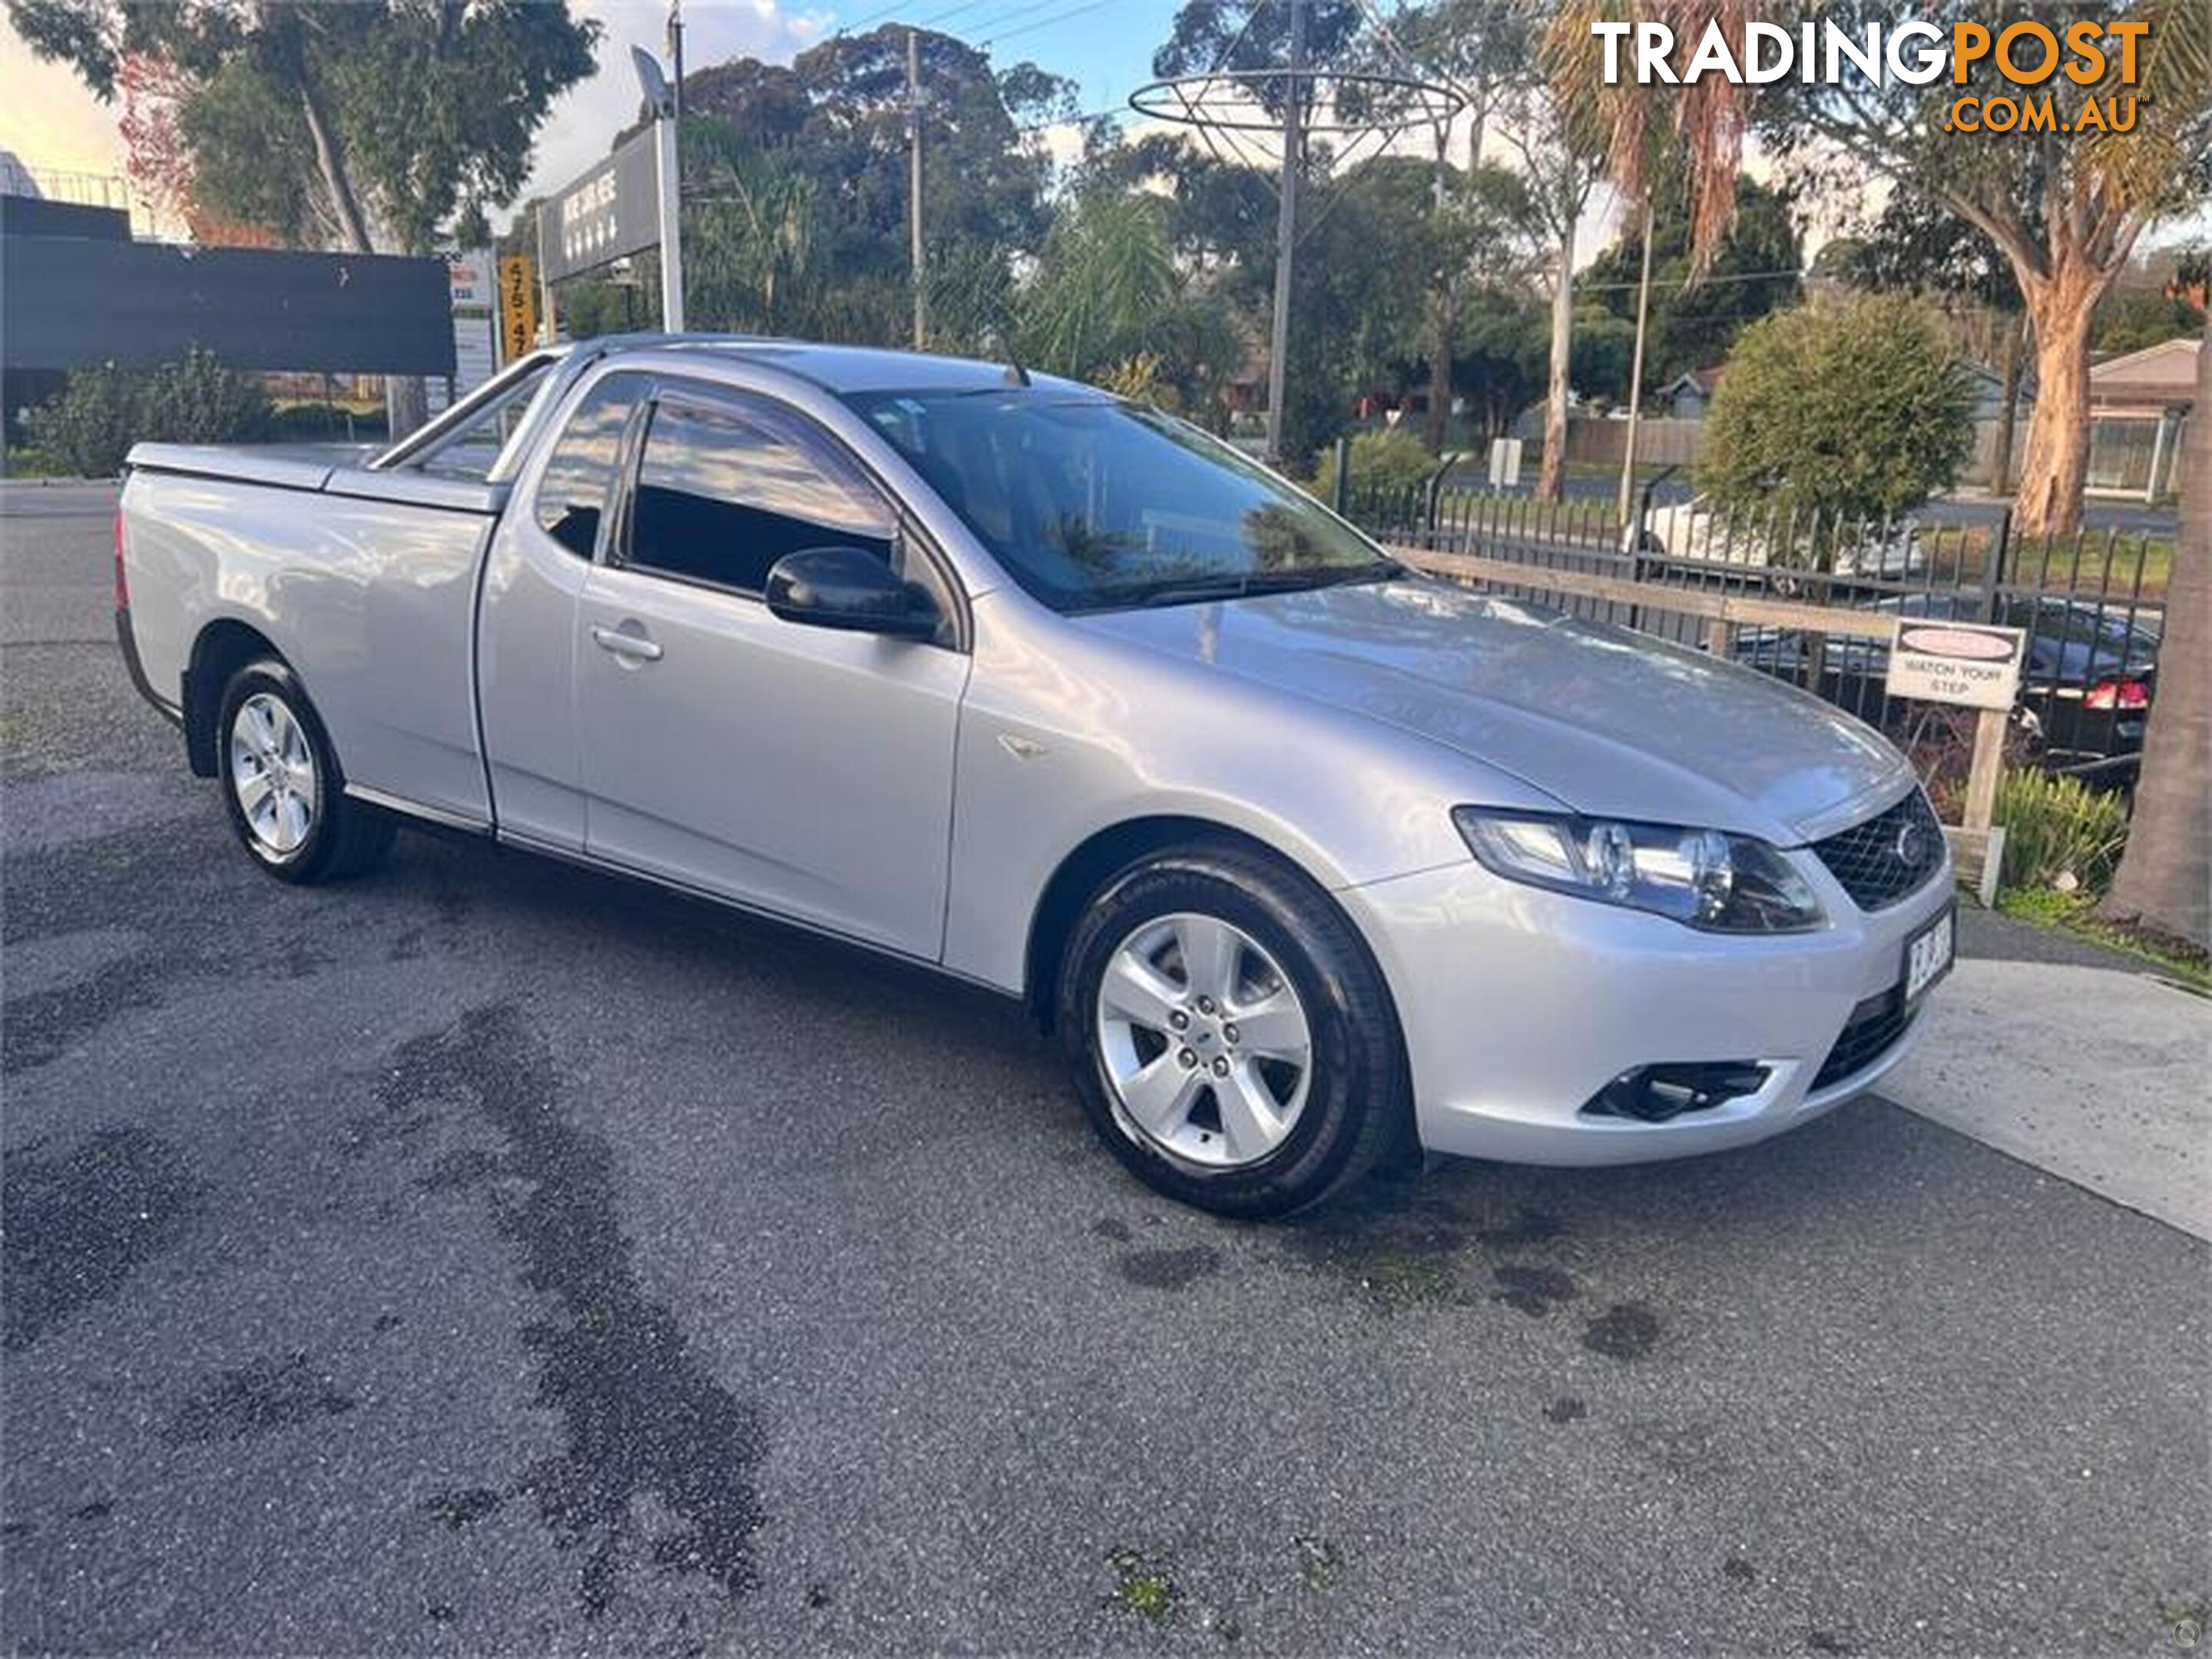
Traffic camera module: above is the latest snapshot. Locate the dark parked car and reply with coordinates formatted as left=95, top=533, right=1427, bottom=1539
left=1735, top=592, right=2161, bottom=767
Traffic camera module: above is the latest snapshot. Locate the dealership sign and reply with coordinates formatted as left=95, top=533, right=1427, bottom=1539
left=538, top=127, right=662, bottom=284
left=1886, top=620, right=2025, bottom=710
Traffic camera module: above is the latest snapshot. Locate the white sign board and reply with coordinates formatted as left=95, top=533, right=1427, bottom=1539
left=1886, top=619, right=2025, bottom=710
left=426, top=247, right=498, bottom=418
left=1488, top=436, right=1523, bottom=488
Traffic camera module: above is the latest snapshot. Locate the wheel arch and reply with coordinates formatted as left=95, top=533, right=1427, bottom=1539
left=184, top=618, right=288, bottom=777
left=1023, top=814, right=1373, bottom=1035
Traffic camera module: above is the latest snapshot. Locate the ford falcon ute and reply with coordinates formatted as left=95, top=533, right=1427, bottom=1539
left=115, top=336, right=1955, bottom=1217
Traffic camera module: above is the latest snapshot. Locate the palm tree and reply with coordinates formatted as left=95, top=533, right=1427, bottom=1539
left=1542, top=0, right=1758, bottom=273
left=1541, top=0, right=1759, bottom=518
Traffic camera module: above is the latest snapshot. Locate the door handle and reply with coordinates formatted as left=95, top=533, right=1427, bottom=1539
left=591, top=624, right=663, bottom=663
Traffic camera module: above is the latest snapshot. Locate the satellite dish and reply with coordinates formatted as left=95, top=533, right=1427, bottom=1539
left=631, top=46, right=674, bottom=119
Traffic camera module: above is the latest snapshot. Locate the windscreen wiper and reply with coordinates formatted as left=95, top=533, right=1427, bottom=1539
left=1100, top=561, right=1405, bottom=611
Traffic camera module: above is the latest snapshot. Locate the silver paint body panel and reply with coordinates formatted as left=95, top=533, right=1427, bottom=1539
left=121, top=337, right=1943, bottom=1166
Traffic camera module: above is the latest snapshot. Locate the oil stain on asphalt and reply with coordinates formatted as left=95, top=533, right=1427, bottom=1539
left=1117, top=1246, right=1221, bottom=1290
left=1, top=1124, right=203, bottom=1352
left=1582, top=1302, right=1663, bottom=1360
left=164, top=1353, right=357, bottom=1444
left=1489, top=1263, right=1579, bottom=1316
left=379, top=1003, right=767, bottom=1618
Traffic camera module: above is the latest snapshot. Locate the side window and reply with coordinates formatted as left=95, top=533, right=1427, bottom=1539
left=532, top=375, right=643, bottom=558
left=626, top=396, right=896, bottom=596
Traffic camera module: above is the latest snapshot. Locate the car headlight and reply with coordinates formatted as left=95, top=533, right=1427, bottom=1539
left=1452, top=808, right=1824, bottom=933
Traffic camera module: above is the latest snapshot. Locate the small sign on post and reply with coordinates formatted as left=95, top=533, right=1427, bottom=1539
left=498, top=255, right=538, bottom=361
left=1886, top=618, right=2025, bottom=906
left=1886, top=621, right=2025, bottom=710
left=1487, top=436, right=1523, bottom=490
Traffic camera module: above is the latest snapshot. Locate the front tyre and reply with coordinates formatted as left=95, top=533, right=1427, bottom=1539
left=1058, top=845, right=1406, bottom=1218
left=217, top=660, right=394, bottom=884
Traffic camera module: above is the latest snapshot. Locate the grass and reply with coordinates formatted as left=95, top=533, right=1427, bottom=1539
left=1355, top=1251, right=1459, bottom=1311
left=1922, top=523, right=2172, bottom=600
left=1106, top=1549, right=1178, bottom=1624
left=1995, top=887, right=2210, bottom=993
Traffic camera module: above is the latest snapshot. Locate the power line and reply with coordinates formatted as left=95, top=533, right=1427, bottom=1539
left=965, top=0, right=1089, bottom=38
left=983, top=0, right=1132, bottom=49
left=1575, top=267, right=1811, bottom=293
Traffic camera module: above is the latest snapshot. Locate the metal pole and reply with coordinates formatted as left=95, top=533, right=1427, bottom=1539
left=908, top=28, right=927, bottom=350
left=534, top=200, right=558, bottom=345
left=667, top=1, right=684, bottom=122
left=1614, top=204, right=1654, bottom=528
left=1264, top=0, right=1306, bottom=469
left=655, top=88, right=684, bottom=331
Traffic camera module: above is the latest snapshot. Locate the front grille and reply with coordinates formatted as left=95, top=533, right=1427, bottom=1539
left=1810, top=787, right=1945, bottom=911
left=1812, top=990, right=1916, bottom=1092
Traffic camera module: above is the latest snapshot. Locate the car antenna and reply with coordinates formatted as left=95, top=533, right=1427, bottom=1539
left=1003, top=356, right=1031, bottom=389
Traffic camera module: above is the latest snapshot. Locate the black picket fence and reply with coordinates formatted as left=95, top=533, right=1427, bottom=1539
left=1339, top=475, right=2168, bottom=786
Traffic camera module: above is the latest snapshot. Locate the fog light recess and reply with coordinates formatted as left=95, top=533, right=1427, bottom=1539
left=1582, top=1063, right=1770, bottom=1123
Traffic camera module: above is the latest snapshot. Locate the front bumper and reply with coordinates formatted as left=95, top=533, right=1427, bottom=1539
left=1340, top=848, right=1954, bottom=1166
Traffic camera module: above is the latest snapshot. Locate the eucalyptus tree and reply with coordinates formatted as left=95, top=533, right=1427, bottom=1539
left=1757, top=0, right=2210, bottom=535
left=10, top=0, right=597, bottom=433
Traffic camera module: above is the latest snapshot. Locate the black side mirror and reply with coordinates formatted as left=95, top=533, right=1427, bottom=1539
left=764, top=546, right=940, bottom=641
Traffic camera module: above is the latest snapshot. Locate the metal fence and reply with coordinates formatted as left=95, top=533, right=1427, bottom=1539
left=1339, top=473, right=2168, bottom=788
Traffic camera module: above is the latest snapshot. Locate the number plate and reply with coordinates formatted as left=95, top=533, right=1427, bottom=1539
left=1903, top=906, right=1955, bottom=1008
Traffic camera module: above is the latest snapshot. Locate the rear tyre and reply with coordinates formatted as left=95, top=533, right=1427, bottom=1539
left=1058, top=843, right=1406, bottom=1219
left=216, top=659, right=395, bottom=885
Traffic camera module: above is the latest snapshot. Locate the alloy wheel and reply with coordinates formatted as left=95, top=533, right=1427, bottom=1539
left=1094, top=911, right=1313, bottom=1170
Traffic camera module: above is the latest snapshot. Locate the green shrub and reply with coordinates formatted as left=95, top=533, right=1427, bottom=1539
left=1996, top=767, right=2130, bottom=896
left=1699, top=293, right=1974, bottom=538
left=25, top=348, right=273, bottom=477
left=24, top=363, right=143, bottom=478
left=148, top=348, right=273, bottom=446
left=1313, top=427, right=1436, bottom=507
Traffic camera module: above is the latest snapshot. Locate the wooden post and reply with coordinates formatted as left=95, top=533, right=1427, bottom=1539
left=1962, top=705, right=2005, bottom=834
left=1961, top=704, right=2008, bottom=905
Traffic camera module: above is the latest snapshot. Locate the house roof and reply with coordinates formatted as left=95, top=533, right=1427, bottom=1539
left=2089, top=336, right=2200, bottom=406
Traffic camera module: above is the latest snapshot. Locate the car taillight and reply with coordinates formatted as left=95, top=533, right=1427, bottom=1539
left=113, top=508, right=130, bottom=609
left=2085, top=677, right=2150, bottom=710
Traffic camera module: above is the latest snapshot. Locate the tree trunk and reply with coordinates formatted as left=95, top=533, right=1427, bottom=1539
left=297, top=65, right=433, bottom=441
left=1991, top=311, right=2025, bottom=494
left=1425, top=292, right=1455, bottom=453
left=2098, top=327, right=2209, bottom=949
left=2011, top=263, right=2106, bottom=534
left=1424, top=126, right=1453, bottom=453
left=1537, top=211, right=1575, bottom=502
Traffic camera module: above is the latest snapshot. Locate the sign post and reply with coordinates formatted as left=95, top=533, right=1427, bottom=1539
left=1886, top=618, right=2026, bottom=905
left=631, top=45, right=685, bottom=332
left=432, top=247, right=498, bottom=417
left=535, top=73, right=682, bottom=335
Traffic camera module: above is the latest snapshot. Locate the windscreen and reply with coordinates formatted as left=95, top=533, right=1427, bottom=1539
left=843, top=389, right=1395, bottom=612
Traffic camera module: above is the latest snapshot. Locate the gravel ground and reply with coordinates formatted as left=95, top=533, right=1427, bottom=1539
left=4, top=481, right=2205, bottom=1655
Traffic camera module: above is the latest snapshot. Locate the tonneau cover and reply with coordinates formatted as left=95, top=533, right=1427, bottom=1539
left=125, top=443, right=507, bottom=515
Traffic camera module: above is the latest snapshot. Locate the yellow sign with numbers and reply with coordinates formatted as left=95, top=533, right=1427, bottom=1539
left=498, top=256, right=538, bottom=361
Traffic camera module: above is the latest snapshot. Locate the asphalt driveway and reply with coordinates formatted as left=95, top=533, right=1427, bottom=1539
left=4, top=481, right=2205, bottom=1655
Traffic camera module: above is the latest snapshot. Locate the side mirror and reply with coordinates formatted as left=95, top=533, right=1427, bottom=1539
left=764, top=546, right=940, bottom=641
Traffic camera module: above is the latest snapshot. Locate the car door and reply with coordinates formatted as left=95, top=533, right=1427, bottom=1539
left=478, top=369, right=651, bottom=852
left=575, top=382, right=970, bottom=960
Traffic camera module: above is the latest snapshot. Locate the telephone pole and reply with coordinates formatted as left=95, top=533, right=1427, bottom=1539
left=1264, top=0, right=1307, bottom=467
left=1614, top=205, right=1654, bottom=529
left=908, top=28, right=928, bottom=350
